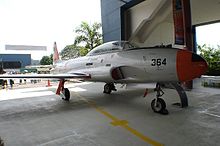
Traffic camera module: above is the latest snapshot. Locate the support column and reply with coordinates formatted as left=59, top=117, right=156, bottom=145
left=182, top=0, right=193, bottom=89
left=173, top=0, right=193, bottom=89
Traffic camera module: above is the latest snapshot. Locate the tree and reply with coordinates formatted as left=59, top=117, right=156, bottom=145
left=60, top=44, right=80, bottom=60
left=78, top=47, right=89, bottom=56
left=198, top=44, right=220, bottom=75
left=60, top=21, right=102, bottom=59
left=40, top=55, right=53, bottom=65
left=74, top=21, right=102, bottom=54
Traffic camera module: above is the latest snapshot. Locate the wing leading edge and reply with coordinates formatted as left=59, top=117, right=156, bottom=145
left=0, top=73, right=91, bottom=80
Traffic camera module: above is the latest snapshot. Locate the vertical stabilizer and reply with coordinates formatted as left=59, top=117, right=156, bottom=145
left=53, top=42, right=60, bottom=65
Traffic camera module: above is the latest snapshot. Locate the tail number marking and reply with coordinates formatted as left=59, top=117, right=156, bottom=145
left=151, top=58, right=167, bottom=66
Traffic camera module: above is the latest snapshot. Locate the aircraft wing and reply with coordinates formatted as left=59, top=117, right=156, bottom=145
left=0, top=73, right=91, bottom=80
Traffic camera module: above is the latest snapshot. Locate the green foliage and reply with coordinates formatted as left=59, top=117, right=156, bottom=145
left=60, top=44, right=80, bottom=60
left=40, top=55, right=53, bottom=65
left=74, top=21, right=102, bottom=53
left=60, top=21, right=102, bottom=59
left=79, top=47, right=89, bottom=56
left=198, top=44, right=220, bottom=76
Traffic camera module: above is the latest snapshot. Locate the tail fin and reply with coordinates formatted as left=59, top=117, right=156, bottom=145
left=53, top=42, right=60, bottom=65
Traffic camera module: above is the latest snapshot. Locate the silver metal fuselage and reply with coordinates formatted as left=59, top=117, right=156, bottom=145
left=52, top=48, right=178, bottom=83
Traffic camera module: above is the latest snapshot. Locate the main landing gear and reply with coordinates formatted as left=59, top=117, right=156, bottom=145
left=151, top=83, right=168, bottom=115
left=63, top=88, right=70, bottom=101
left=56, top=79, right=70, bottom=101
left=103, top=83, right=117, bottom=94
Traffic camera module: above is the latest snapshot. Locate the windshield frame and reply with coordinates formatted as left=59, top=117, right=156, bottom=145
left=86, top=41, right=138, bottom=56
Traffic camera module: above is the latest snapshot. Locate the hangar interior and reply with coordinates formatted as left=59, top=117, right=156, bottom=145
left=101, top=0, right=220, bottom=49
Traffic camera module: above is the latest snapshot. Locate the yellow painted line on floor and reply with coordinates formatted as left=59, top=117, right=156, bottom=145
left=73, top=93, right=164, bottom=146
left=122, top=125, right=163, bottom=146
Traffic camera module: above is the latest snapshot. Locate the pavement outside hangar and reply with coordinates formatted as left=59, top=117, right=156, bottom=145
left=0, top=79, right=220, bottom=146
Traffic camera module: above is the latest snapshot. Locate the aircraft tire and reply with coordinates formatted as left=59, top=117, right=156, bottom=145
left=63, top=88, right=70, bottom=101
left=151, top=98, right=166, bottom=113
left=103, top=83, right=112, bottom=94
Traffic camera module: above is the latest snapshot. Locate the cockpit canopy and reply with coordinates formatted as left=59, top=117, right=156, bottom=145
left=87, top=41, right=137, bottom=56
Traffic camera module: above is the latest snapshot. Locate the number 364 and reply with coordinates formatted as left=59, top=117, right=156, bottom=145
left=151, top=58, right=167, bottom=66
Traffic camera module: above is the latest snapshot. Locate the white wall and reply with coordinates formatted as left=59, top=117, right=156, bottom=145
left=191, top=0, right=220, bottom=25
left=129, top=0, right=165, bottom=35
left=143, top=22, right=173, bottom=47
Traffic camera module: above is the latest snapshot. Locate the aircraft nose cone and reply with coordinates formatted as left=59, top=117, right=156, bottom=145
left=176, top=50, right=208, bottom=82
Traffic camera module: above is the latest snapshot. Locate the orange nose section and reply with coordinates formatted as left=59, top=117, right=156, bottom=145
left=176, top=50, right=208, bottom=82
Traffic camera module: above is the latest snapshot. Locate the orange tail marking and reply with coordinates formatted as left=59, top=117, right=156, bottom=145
left=53, top=42, right=60, bottom=64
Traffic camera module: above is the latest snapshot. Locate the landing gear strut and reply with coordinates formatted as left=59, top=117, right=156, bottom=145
left=151, top=83, right=168, bottom=115
left=56, top=79, right=70, bottom=101
left=103, top=83, right=117, bottom=94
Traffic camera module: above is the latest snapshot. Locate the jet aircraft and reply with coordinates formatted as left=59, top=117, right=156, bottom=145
left=0, top=41, right=208, bottom=114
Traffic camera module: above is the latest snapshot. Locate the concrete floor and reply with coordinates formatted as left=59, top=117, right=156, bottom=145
left=0, top=79, right=220, bottom=146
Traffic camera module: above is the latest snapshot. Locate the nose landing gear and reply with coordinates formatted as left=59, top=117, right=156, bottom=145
left=151, top=83, right=169, bottom=115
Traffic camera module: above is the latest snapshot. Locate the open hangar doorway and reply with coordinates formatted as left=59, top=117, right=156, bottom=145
left=194, top=21, right=220, bottom=77
left=194, top=21, right=220, bottom=53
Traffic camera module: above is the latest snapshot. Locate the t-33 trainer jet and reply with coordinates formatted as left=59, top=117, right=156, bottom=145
left=0, top=41, right=208, bottom=114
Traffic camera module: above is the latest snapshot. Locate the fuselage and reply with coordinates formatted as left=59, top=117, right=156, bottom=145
left=52, top=41, right=208, bottom=84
